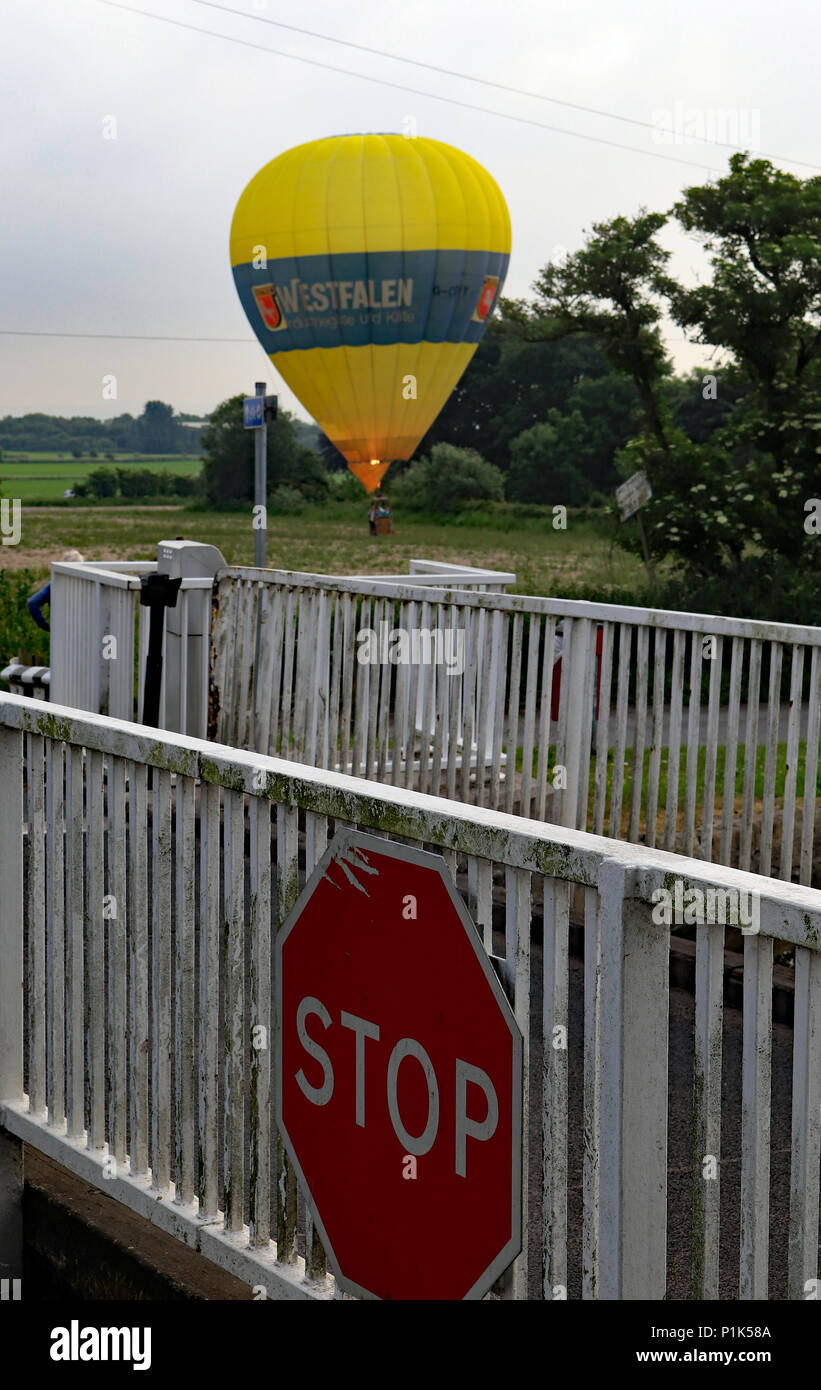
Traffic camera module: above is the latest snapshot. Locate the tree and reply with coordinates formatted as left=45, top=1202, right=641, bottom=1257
left=520, top=209, right=752, bottom=576
left=667, top=153, right=821, bottom=565
left=506, top=420, right=590, bottom=505
left=199, top=395, right=329, bottom=507
left=665, top=367, right=743, bottom=444
left=116, top=467, right=163, bottom=498
left=411, top=306, right=632, bottom=475
left=390, top=444, right=504, bottom=513
left=526, top=212, right=675, bottom=452
left=87, top=467, right=118, bottom=498
left=136, top=401, right=186, bottom=454
left=552, top=374, right=639, bottom=491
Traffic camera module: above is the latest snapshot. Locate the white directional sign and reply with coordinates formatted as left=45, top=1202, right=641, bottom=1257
left=615, top=470, right=653, bottom=521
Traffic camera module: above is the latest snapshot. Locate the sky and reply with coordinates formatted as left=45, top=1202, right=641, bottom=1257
left=2, top=0, right=820, bottom=423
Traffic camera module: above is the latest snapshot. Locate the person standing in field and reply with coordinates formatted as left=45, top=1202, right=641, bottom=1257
left=368, top=500, right=377, bottom=536
left=375, top=496, right=393, bottom=534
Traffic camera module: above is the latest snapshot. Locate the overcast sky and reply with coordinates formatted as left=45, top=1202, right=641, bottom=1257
left=2, top=0, right=819, bottom=423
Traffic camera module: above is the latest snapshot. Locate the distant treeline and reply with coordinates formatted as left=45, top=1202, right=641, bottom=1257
left=0, top=401, right=322, bottom=458
left=74, top=467, right=198, bottom=500
left=0, top=401, right=204, bottom=455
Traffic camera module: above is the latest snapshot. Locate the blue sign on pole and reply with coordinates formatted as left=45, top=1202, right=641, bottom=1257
left=244, top=396, right=264, bottom=429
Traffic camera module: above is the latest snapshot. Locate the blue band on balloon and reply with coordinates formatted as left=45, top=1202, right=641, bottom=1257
left=232, top=248, right=509, bottom=353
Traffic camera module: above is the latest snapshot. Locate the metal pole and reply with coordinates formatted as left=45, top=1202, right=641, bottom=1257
left=254, top=380, right=267, bottom=569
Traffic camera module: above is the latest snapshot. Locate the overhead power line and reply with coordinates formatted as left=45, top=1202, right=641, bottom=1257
left=0, top=326, right=695, bottom=345
left=191, top=0, right=821, bottom=174
left=0, top=329, right=255, bottom=342
left=92, top=0, right=736, bottom=174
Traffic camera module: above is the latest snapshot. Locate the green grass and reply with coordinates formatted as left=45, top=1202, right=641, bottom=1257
left=0, top=503, right=650, bottom=598
left=0, top=455, right=202, bottom=501
left=613, top=739, right=821, bottom=808
left=0, top=504, right=649, bottom=698
left=517, top=739, right=819, bottom=831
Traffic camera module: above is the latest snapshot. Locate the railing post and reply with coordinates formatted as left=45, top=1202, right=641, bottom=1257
left=0, top=723, right=24, bottom=1285
left=561, top=618, right=591, bottom=831
left=597, top=858, right=669, bottom=1299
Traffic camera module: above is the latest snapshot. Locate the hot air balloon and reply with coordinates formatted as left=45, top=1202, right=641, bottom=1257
left=230, top=134, right=511, bottom=493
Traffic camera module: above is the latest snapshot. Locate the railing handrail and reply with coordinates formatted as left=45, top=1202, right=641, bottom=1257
left=3, top=689, right=819, bottom=1301
left=216, top=567, right=821, bottom=646
left=3, top=692, right=818, bottom=946
left=51, top=561, right=213, bottom=590
left=408, top=558, right=516, bottom=583
left=340, top=572, right=511, bottom=586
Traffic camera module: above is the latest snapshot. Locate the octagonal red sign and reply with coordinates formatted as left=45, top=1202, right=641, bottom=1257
left=276, top=831, right=523, bottom=1300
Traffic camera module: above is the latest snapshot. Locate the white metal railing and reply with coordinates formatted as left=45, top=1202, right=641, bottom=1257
left=45, top=555, right=821, bottom=886
left=46, top=558, right=511, bottom=737
left=211, top=572, right=821, bottom=886
left=49, top=560, right=213, bottom=735
left=1, top=692, right=819, bottom=1299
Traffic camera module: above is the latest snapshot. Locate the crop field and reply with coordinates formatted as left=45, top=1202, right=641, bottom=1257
left=0, top=455, right=202, bottom=501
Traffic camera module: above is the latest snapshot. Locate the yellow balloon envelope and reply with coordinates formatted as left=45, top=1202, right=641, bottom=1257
left=230, top=134, right=511, bottom=492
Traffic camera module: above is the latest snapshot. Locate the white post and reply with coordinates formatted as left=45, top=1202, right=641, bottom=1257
left=561, top=619, right=589, bottom=830
left=0, top=724, right=24, bottom=1285
left=596, top=859, right=669, bottom=1299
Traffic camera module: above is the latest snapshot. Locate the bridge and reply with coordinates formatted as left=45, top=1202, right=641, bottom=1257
left=1, top=544, right=819, bottom=1300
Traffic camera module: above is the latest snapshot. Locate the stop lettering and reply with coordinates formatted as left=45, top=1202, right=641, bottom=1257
left=276, top=832, right=523, bottom=1300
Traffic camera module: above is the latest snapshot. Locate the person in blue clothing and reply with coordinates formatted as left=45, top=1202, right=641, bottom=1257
left=27, top=550, right=84, bottom=632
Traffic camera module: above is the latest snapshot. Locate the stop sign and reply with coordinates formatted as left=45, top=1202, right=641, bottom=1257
left=276, top=830, right=523, bottom=1300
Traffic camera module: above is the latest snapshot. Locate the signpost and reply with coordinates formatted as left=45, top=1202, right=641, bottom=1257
left=243, top=383, right=277, bottom=569
left=244, top=383, right=277, bottom=745
left=276, top=830, right=523, bottom=1300
left=615, top=469, right=655, bottom=581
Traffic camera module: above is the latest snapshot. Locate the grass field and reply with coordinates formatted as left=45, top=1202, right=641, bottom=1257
left=524, top=740, right=821, bottom=815
left=0, top=455, right=202, bottom=501
left=0, top=502, right=651, bottom=598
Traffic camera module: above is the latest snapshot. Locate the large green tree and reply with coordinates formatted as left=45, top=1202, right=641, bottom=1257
left=136, top=401, right=187, bottom=454
left=506, top=418, right=590, bottom=505
left=526, top=213, right=674, bottom=450
left=200, top=395, right=329, bottom=507
left=521, top=209, right=760, bottom=575
left=412, top=305, right=637, bottom=479
left=525, top=159, right=821, bottom=586
left=390, top=444, right=504, bottom=513
left=667, top=153, right=821, bottom=564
